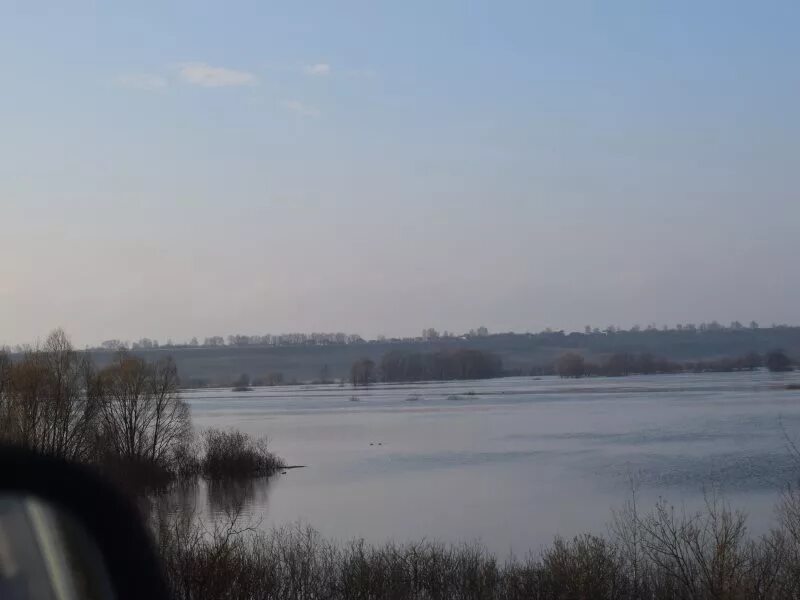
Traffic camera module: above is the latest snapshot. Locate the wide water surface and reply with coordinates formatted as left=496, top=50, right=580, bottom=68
left=181, top=371, right=800, bottom=554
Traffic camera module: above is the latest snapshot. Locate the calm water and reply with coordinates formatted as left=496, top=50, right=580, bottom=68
left=181, top=371, right=800, bottom=554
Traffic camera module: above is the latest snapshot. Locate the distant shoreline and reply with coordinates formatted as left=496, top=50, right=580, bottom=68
left=8, top=326, right=797, bottom=390
left=179, top=369, right=800, bottom=395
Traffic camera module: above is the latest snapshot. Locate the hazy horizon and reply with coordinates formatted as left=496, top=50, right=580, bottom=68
left=2, top=2, right=798, bottom=348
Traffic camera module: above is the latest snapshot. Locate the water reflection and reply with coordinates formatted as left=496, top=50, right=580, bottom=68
left=180, top=372, right=800, bottom=552
left=139, top=479, right=200, bottom=526
left=207, top=477, right=273, bottom=516
left=144, top=475, right=275, bottom=529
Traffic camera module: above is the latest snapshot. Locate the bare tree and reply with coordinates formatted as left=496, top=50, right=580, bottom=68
left=635, top=494, right=750, bottom=598
left=0, top=330, right=99, bottom=461
left=4, top=349, right=48, bottom=450
left=39, top=329, right=100, bottom=460
left=0, top=350, right=13, bottom=436
left=350, top=359, right=375, bottom=387
left=0, top=350, right=10, bottom=395
left=99, top=351, right=190, bottom=465
left=149, top=357, right=191, bottom=464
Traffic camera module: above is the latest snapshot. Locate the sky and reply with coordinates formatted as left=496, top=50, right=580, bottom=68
left=1, top=1, right=799, bottom=346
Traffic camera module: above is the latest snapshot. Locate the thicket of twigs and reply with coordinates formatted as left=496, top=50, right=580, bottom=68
left=201, top=428, right=284, bottom=479
left=150, top=487, right=800, bottom=600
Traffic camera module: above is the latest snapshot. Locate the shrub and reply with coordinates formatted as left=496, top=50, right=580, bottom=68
left=767, top=350, right=793, bottom=372
left=151, top=490, right=800, bottom=600
left=201, top=428, right=283, bottom=479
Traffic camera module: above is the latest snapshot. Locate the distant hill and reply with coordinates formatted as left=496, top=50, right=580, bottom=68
left=86, top=327, right=800, bottom=387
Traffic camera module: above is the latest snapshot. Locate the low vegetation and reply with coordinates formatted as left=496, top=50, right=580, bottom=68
left=152, top=489, right=800, bottom=600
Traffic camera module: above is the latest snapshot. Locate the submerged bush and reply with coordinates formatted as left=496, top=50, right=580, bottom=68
left=201, top=428, right=283, bottom=479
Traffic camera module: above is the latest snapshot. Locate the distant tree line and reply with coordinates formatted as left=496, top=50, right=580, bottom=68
left=350, top=349, right=503, bottom=386
left=8, top=321, right=797, bottom=356
left=380, top=349, right=503, bottom=382
left=88, top=332, right=367, bottom=352
left=219, top=333, right=366, bottom=347
left=580, top=320, right=770, bottom=334
left=555, top=350, right=794, bottom=378
left=555, top=352, right=681, bottom=378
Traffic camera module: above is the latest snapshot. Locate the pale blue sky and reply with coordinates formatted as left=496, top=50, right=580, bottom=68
left=1, top=1, right=798, bottom=345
